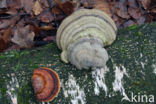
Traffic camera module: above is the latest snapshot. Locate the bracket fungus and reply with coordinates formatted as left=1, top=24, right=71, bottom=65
left=32, top=67, right=60, bottom=102
left=56, top=9, right=117, bottom=70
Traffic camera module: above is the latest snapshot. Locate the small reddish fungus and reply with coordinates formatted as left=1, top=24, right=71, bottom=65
left=32, top=67, right=60, bottom=102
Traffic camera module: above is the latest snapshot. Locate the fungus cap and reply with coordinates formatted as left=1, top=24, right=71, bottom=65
left=32, top=67, right=60, bottom=102
left=56, top=9, right=117, bottom=69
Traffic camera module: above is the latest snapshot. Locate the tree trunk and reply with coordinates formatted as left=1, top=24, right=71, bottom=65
left=0, top=22, right=156, bottom=104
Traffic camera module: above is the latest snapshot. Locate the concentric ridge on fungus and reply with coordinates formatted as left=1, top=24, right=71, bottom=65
left=56, top=9, right=117, bottom=70
left=32, top=67, right=60, bottom=102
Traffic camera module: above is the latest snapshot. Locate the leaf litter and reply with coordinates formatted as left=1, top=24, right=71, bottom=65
left=0, top=0, right=155, bottom=52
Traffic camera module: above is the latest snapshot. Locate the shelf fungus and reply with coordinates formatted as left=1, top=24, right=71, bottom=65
left=56, top=9, right=117, bottom=70
left=32, top=67, right=60, bottom=102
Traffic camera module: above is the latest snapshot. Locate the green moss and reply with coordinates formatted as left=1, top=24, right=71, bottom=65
left=137, top=31, right=144, bottom=36
left=0, top=22, right=156, bottom=104
left=128, top=25, right=138, bottom=30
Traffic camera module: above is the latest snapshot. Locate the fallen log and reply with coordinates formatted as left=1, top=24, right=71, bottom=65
left=0, top=22, right=156, bottom=104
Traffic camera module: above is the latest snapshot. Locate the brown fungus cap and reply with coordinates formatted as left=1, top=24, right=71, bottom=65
left=32, top=67, right=60, bottom=102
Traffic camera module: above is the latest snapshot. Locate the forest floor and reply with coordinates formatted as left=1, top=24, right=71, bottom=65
left=0, top=0, right=155, bottom=52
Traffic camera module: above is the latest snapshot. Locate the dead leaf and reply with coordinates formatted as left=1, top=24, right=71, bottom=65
left=109, top=1, right=117, bottom=14
left=4, top=44, right=20, bottom=52
left=127, top=0, right=138, bottom=8
left=84, top=0, right=97, bottom=8
left=112, top=14, right=119, bottom=22
left=40, top=0, right=49, bottom=8
left=0, top=9, right=7, bottom=14
left=52, top=6, right=63, bottom=15
left=60, top=1, right=74, bottom=15
left=116, top=0, right=130, bottom=19
left=2, top=27, right=12, bottom=42
left=137, top=16, right=146, bottom=24
left=0, top=14, right=19, bottom=29
left=149, top=5, right=156, bottom=13
left=83, top=1, right=89, bottom=8
left=6, top=9, right=17, bottom=15
left=123, top=20, right=136, bottom=27
left=0, top=38, right=7, bottom=52
left=39, top=25, right=55, bottom=31
left=0, top=19, right=11, bottom=29
left=7, top=0, right=21, bottom=9
left=114, top=17, right=124, bottom=28
left=33, top=0, right=43, bottom=16
left=116, top=8, right=130, bottom=19
left=112, top=14, right=124, bottom=28
left=128, top=8, right=142, bottom=19
left=11, top=25, right=35, bottom=48
left=37, top=9, right=54, bottom=23
left=94, top=0, right=112, bottom=17
left=146, top=14, right=153, bottom=22
left=32, top=25, right=55, bottom=35
left=0, top=0, right=7, bottom=8
left=21, top=0, right=34, bottom=14
left=43, top=36, right=56, bottom=42
left=73, top=0, right=81, bottom=9
left=151, top=8, right=156, bottom=13
left=140, top=0, right=151, bottom=9
left=0, top=27, right=12, bottom=52
left=54, top=0, right=74, bottom=15
left=54, top=15, right=66, bottom=21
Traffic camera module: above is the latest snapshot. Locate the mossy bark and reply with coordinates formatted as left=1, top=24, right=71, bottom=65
left=0, top=22, right=156, bottom=104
